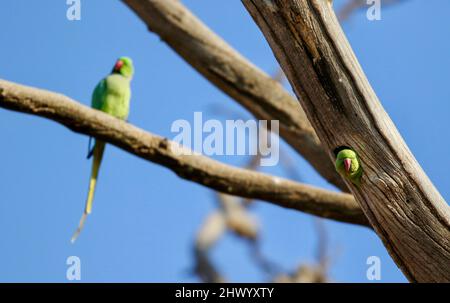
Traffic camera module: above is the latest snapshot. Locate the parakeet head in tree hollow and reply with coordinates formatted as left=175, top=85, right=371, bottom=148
left=335, top=147, right=363, bottom=187
left=112, top=56, right=134, bottom=78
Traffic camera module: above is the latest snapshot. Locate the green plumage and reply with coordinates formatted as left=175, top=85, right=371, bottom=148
left=92, top=73, right=131, bottom=119
left=335, top=148, right=363, bottom=187
left=71, top=57, right=134, bottom=243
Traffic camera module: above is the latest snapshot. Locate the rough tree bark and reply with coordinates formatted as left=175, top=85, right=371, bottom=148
left=242, top=0, right=450, bottom=282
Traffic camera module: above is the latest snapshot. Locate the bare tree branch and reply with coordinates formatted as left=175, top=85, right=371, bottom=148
left=243, top=0, right=450, bottom=282
left=121, top=0, right=348, bottom=191
left=0, top=79, right=369, bottom=227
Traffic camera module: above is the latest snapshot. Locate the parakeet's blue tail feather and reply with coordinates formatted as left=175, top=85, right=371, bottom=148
left=87, top=137, right=94, bottom=159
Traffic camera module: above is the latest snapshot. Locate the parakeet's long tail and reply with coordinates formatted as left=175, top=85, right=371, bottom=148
left=71, top=140, right=106, bottom=243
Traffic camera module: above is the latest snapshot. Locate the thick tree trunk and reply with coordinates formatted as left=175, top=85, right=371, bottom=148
left=242, top=0, right=450, bottom=282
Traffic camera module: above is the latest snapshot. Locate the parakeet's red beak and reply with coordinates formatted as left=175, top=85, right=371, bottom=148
left=114, top=60, right=124, bottom=71
left=343, top=158, right=352, bottom=173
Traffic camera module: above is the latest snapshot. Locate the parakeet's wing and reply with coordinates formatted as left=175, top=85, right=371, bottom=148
left=92, top=78, right=107, bottom=110
left=87, top=79, right=108, bottom=158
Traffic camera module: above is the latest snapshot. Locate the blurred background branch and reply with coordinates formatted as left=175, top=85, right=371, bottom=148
left=122, top=0, right=348, bottom=191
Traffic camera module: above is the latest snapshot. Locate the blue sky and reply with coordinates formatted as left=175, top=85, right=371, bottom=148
left=0, top=0, right=449, bottom=282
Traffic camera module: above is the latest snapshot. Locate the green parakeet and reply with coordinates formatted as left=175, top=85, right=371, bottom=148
left=71, top=57, right=134, bottom=243
left=335, top=147, right=363, bottom=187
